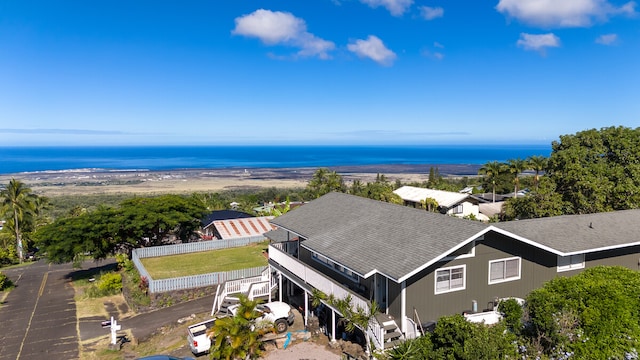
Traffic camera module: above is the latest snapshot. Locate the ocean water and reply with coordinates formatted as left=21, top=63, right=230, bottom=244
left=0, top=145, right=551, bottom=174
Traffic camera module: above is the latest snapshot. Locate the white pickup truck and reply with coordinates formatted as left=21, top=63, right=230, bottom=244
left=187, top=318, right=219, bottom=356
left=227, top=301, right=295, bottom=333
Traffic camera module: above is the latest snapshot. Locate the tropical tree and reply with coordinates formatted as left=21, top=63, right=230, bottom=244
left=35, top=194, right=208, bottom=265
left=527, top=155, right=548, bottom=190
left=0, top=179, right=37, bottom=262
left=207, top=295, right=267, bottom=360
left=359, top=174, right=403, bottom=204
left=329, top=294, right=379, bottom=355
left=306, top=168, right=346, bottom=198
left=503, top=177, right=565, bottom=220
left=507, top=158, right=528, bottom=197
left=420, top=197, right=439, bottom=212
left=547, top=126, right=640, bottom=214
left=269, top=197, right=291, bottom=216
left=478, top=161, right=504, bottom=203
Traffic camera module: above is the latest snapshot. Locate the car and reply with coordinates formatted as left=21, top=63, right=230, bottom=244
left=227, top=301, right=295, bottom=333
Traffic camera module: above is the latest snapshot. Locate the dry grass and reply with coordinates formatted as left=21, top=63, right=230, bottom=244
left=140, top=241, right=269, bottom=279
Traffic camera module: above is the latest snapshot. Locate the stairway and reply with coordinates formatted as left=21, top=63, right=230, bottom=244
left=375, top=313, right=404, bottom=349
left=215, top=297, right=239, bottom=316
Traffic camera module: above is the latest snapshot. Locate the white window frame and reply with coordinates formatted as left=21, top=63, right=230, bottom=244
left=488, top=257, right=521, bottom=284
left=435, top=265, right=466, bottom=294
left=557, top=254, right=585, bottom=272
left=311, top=252, right=359, bottom=282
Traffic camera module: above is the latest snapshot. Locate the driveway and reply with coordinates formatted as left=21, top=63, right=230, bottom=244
left=0, top=260, right=79, bottom=360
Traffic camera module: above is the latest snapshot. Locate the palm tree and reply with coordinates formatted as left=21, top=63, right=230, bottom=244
left=0, top=179, right=36, bottom=262
left=307, top=168, right=345, bottom=198
left=478, top=161, right=504, bottom=203
left=421, top=197, right=439, bottom=212
left=507, top=158, right=528, bottom=198
left=208, top=295, right=266, bottom=359
left=527, top=155, right=548, bottom=190
left=331, top=294, right=379, bottom=356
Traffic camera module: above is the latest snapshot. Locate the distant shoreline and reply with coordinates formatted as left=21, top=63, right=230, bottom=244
left=0, top=164, right=483, bottom=197
left=2, top=163, right=482, bottom=177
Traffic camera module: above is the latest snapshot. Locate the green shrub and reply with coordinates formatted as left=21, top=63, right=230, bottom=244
left=526, top=266, right=640, bottom=359
left=498, top=298, right=524, bottom=334
left=0, top=246, right=18, bottom=267
left=116, top=254, right=135, bottom=272
left=0, top=272, right=14, bottom=291
left=85, top=272, right=122, bottom=298
left=97, top=272, right=122, bottom=294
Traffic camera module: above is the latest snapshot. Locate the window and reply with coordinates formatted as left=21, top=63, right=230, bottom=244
left=453, top=204, right=464, bottom=214
left=489, top=257, right=521, bottom=284
left=435, top=265, right=466, bottom=294
left=557, top=254, right=585, bottom=272
left=311, top=252, right=359, bottom=281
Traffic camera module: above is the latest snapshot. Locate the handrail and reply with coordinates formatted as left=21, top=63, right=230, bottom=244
left=211, top=284, right=222, bottom=316
left=246, top=281, right=271, bottom=300
left=269, top=244, right=370, bottom=312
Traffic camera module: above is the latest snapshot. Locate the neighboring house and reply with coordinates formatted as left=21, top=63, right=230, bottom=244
left=201, top=210, right=274, bottom=240
left=478, top=202, right=504, bottom=219
left=393, top=185, right=485, bottom=220
left=266, top=192, right=640, bottom=350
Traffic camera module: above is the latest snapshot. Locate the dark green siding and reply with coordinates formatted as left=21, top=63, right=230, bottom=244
left=405, top=232, right=640, bottom=323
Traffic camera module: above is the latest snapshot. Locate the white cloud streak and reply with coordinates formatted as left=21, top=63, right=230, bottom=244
left=233, top=9, right=335, bottom=59
left=517, top=33, right=561, bottom=54
left=595, top=33, right=618, bottom=44
left=347, top=35, right=397, bottom=66
left=496, top=0, right=637, bottom=28
left=360, top=0, right=414, bottom=16
left=419, top=6, right=444, bottom=20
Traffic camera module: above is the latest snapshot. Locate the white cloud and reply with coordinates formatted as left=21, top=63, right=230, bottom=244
left=496, top=0, right=637, bottom=27
left=233, top=9, right=335, bottom=59
left=434, top=41, right=444, bottom=48
left=360, top=0, right=414, bottom=16
left=422, top=50, right=444, bottom=60
left=517, top=33, right=561, bottom=54
left=595, top=33, right=619, bottom=44
left=347, top=35, right=397, bottom=66
left=419, top=6, right=444, bottom=20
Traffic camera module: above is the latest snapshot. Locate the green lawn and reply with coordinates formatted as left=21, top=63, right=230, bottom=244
left=140, top=241, right=269, bottom=279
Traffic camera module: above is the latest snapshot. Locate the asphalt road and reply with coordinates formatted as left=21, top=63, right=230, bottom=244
left=0, top=260, right=79, bottom=360
left=1, top=260, right=216, bottom=359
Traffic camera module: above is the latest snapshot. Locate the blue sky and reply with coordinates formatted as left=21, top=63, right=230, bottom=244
left=1, top=0, right=638, bottom=146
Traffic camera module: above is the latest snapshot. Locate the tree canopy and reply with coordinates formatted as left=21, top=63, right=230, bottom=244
left=547, top=126, right=640, bottom=214
left=34, top=194, right=207, bottom=265
left=525, top=266, right=640, bottom=359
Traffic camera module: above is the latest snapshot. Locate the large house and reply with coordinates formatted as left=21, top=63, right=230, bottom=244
left=266, top=192, right=640, bottom=350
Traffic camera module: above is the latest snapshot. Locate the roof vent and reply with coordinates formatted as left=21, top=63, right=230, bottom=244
left=589, top=222, right=593, bottom=229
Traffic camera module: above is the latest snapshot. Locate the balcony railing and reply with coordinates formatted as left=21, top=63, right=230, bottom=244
left=270, top=243, right=394, bottom=349
left=269, top=244, right=370, bottom=312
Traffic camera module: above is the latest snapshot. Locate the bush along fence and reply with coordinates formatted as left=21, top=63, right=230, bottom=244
left=132, top=236, right=267, bottom=294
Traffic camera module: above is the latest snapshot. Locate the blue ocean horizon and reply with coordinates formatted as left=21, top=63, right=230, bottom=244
left=0, top=145, right=551, bottom=175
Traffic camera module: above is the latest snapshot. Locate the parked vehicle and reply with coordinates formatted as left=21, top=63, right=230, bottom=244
left=186, top=318, right=218, bottom=355
left=227, top=301, right=295, bottom=333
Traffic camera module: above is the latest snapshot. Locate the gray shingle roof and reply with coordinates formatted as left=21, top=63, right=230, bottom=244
left=270, top=192, right=488, bottom=281
left=493, top=209, right=640, bottom=254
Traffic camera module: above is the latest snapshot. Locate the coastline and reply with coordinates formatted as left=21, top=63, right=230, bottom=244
left=0, top=164, right=481, bottom=197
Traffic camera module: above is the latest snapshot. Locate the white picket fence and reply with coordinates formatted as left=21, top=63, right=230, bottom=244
left=131, top=236, right=268, bottom=293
